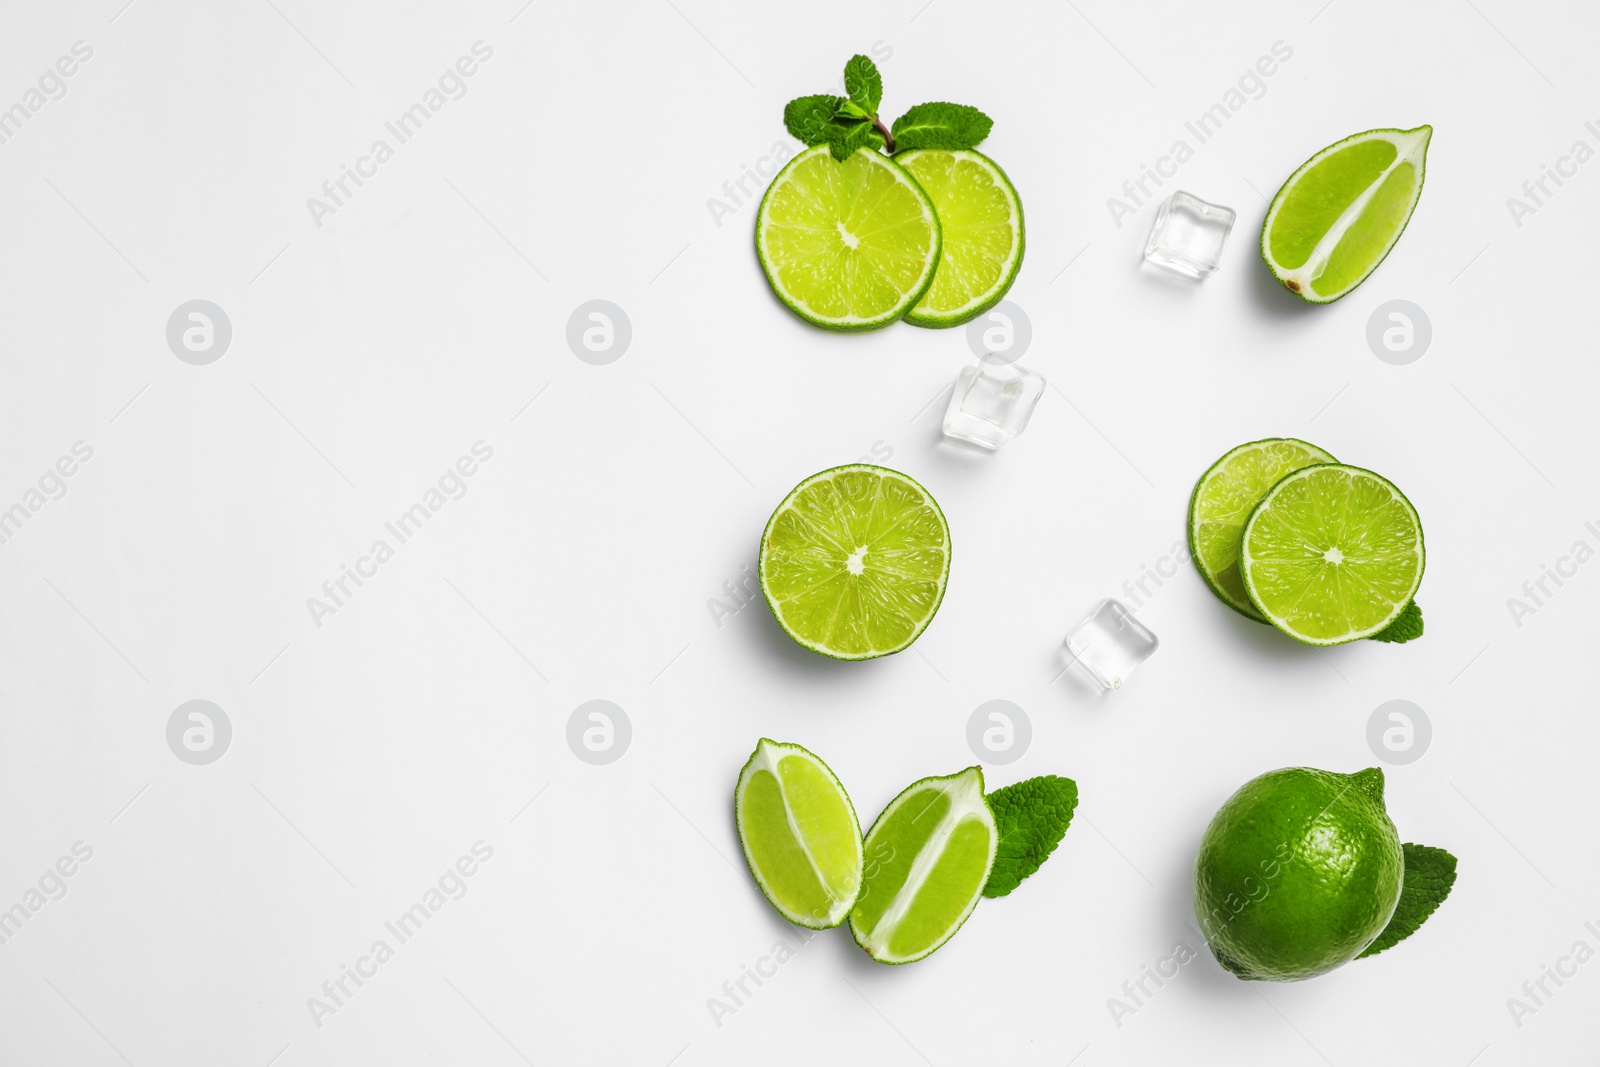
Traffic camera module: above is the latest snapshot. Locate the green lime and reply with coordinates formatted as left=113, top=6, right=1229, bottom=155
left=895, top=149, right=1024, bottom=328
left=1187, top=439, right=1337, bottom=621
left=755, top=144, right=941, bottom=331
left=735, top=738, right=863, bottom=929
left=1239, top=463, right=1424, bottom=645
left=759, top=464, right=950, bottom=660
left=1262, top=125, right=1432, bottom=303
left=849, top=766, right=996, bottom=964
left=1194, top=767, right=1404, bottom=981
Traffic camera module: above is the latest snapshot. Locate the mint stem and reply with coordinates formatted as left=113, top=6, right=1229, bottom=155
left=874, top=115, right=895, bottom=153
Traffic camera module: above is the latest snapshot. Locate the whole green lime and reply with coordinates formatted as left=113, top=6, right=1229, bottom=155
left=1194, top=767, right=1403, bottom=981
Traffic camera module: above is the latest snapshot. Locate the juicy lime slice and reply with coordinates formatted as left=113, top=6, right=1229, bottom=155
left=895, top=148, right=1024, bottom=328
left=735, top=738, right=863, bottom=929
left=1239, top=464, right=1425, bottom=645
left=756, top=144, right=941, bottom=331
left=759, top=465, right=950, bottom=660
left=1262, top=126, right=1432, bottom=303
left=1188, top=438, right=1337, bottom=621
left=849, top=766, right=996, bottom=964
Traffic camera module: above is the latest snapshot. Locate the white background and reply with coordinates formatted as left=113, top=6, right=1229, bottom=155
left=0, top=0, right=1596, bottom=1064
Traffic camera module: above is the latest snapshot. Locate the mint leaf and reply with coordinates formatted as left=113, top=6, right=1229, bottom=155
left=982, top=775, right=1078, bottom=898
left=1358, top=843, right=1457, bottom=958
left=1370, top=600, right=1424, bottom=644
left=784, top=94, right=844, bottom=146
left=823, top=118, right=884, bottom=161
left=843, top=54, right=883, bottom=116
left=891, top=102, right=993, bottom=151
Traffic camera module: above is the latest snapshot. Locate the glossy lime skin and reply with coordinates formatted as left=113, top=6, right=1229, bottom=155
left=1194, top=767, right=1403, bottom=981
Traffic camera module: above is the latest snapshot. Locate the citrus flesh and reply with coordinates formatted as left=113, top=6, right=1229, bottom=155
left=1262, top=126, right=1431, bottom=303
left=759, top=465, right=950, bottom=660
left=849, top=766, right=996, bottom=964
left=735, top=738, right=863, bottom=928
left=1239, top=464, right=1424, bottom=645
left=756, top=145, right=941, bottom=330
left=1188, top=439, right=1337, bottom=621
left=1194, top=767, right=1404, bottom=981
left=895, top=149, right=1024, bottom=328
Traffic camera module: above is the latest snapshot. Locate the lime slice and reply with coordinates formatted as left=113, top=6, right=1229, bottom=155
left=735, top=738, right=863, bottom=929
left=756, top=145, right=941, bottom=331
left=849, top=767, right=996, bottom=964
left=1188, top=438, right=1337, bottom=621
left=895, top=149, right=1024, bottom=328
left=1262, top=126, right=1432, bottom=303
left=1239, top=464, right=1425, bottom=645
left=759, top=464, right=950, bottom=660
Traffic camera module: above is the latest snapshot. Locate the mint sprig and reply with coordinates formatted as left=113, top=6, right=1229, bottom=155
left=983, top=775, right=1078, bottom=898
left=1358, top=842, right=1457, bottom=958
left=782, top=55, right=992, bottom=160
left=1370, top=600, right=1424, bottom=644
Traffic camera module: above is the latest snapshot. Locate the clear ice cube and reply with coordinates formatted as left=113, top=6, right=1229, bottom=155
left=941, top=359, right=1045, bottom=450
left=1143, top=191, right=1236, bottom=280
left=1062, top=598, right=1158, bottom=690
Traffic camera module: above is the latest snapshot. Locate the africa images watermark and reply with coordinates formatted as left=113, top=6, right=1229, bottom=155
left=306, top=441, right=494, bottom=628
left=0, top=440, right=94, bottom=547
left=306, top=41, right=495, bottom=228
left=705, top=926, right=819, bottom=1029
left=1505, top=120, right=1600, bottom=230
left=1505, top=918, right=1600, bottom=1029
left=0, top=841, right=94, bottom=947
left=1504, top=519, right=1600, bottom=629
left=1106, top=40, right=1294, bottom=228
left=0, top=41, right=94, bottom=147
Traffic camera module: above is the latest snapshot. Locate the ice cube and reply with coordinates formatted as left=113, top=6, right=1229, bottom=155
left=1062, top=598, right=1158, bottom=690
left=941, top=359, right=1045, bottom=450
left=1143, top=191, right=1236, bottom=280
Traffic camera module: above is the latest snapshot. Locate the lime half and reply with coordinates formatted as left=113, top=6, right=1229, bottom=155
left=759, top=465, right=950, bottom=660
left=849, top=766, right=996, bottom=964
left=1262, top=126, right=1432, bottom=303
left=1240, top=464, right=1424, bottom=645
left=735, top=738, right=863, bottom=929
left=1188, top=439, right=1337, bottom=621
left=896, top=149, right=1024, bottom=328
left=756, top=145, right=941, bottom=331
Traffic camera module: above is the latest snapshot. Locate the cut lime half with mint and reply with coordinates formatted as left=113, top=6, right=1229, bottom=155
left=1188, top=438, right=1337, bottom=621
left=756, top=145, right=942, bottom=331
left=759, top=465, right=950, bottom=660
left=896, top=148, right=1024, bottom=328
left=1239, top=464, right=1425, bottom=645
left=735, top=738, right=863, bottom=929
left=1262, top=126, right=1431, bottom=303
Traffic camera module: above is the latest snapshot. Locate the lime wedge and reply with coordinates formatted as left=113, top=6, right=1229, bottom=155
left=735, top=738, right=863, bottom=928
left=756, top=145, right=941, bottom=331
left=759, top=465, right=950, bottom=660
left=1262, top=126, right=1432, bottom=303
left=1239, top=464, right=1425, bottom=645
left=895, top=149, right=1024, bottom=328
left=849, top=767, right=996, bottom=964
left=1188, top=438, right=1337, bottom=621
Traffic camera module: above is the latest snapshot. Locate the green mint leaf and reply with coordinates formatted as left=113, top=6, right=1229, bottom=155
left=1358, top=843, right=1457, bottom=958
left=822, top=118, right=883, bottom=161
left=843, top=54, right=883, bottom=115
left=982, top=775, right=1078, bottom=898
left=890, top=102, right=993, bottom=151
left=784, top=94, right=844, bottom=146
left=1370, top=600, right=1424, bottom=644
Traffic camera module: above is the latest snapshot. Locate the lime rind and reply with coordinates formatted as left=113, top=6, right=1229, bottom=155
left=735, top=738, right=864, bottom=929
left=896, top=148, right=1025, bottom=329
left=755, top=145, right=943, bottom=331
left=1186, top=438, right=1337, bottom=622
left=758, top=464, right=951, bottom=661
left=1238, top=463, right=1426, bottom=646
left=1261, top=126, right=1431, bottom=304
left=848, top=766, right=997, bottom=965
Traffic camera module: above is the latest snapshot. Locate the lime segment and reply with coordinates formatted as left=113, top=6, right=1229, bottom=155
left=849, top=767, right=996, bottom=964
left=896, top=149, right=1024, bottom=328
left=756, top=145, right=941, bottom=331
left=1262, top=126, right=1431, bottom=303
left=735, top=739, right=863, bottom=929
left=1239, top=464, right=1425, bottom=645
left=759, top=465, right=950, bottom=660
left=1188, top=439, right=1337, bottom=621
